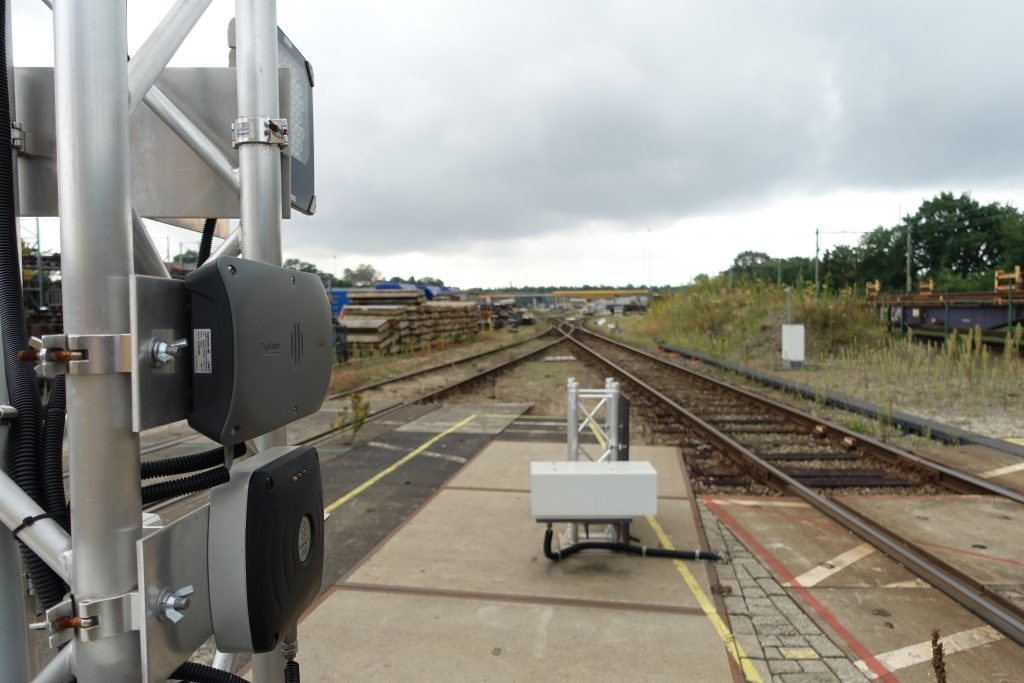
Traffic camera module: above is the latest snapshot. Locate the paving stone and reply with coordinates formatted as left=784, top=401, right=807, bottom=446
left=753, top=615, right=799, bottom=636
left=780, top=647, right=818, bottom=660
left=736, top=558, right=771, bottom=578
left=770, top=595, right=808, bottom=620
left=757, top=577, right=787, bottom=595
left=778, top=673, right=839, bottom=683
left=747, top=658, right=773, bottom=683
left=824, top=657, right=870, bottom=682
left=736, top=634, right=764, bottom=660
left=760, top=635, right=782, bottom=647
left=789, top=613, right=820, bottom=635
left=800, top=660, right=830, bottom=673
left=806, top=635, right=844, bottom=659
left=769, top=659, right=803, bottom=674
left=724, top=596, right=748, bottom=614
left=779, top=636, right=809, bottom=648
left=742, top=586, right=767, bottom=599
left=730, top=614, right=755, bottom=635
left=746, top=597, right=779, bottom=616
left=764, top=646, right=782, bottom=660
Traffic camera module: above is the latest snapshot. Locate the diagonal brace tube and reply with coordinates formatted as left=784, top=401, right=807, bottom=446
left=0, top=470, right=72, bottom=583
left=127, top=0, right=213, bottom=116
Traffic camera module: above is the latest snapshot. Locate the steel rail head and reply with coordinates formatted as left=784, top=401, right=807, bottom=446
left=564, top=331, right=1024, bottom=646
left=576, top=325, right=1024, bottom=504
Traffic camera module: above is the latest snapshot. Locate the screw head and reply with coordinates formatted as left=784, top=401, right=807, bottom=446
left=227, top=264, right=237, bottom=275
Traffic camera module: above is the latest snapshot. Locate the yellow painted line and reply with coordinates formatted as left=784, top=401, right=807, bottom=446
left=324, top=414, right=478, bottom=514
left=1006, top=437, right=1024, bottom=446
left=780, top=647, right=819, bottom=660
left=645, top=515, right=764, bottom=683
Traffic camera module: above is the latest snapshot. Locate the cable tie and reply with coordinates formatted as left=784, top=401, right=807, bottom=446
left=641, top=545, right=647, bottom=557
left=12, top=512, right=57, bottom=540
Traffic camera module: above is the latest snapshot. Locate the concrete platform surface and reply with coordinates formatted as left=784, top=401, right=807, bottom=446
left=298, top=587, right=730, bottom=682
left=295, top=439, right=738, bottom=681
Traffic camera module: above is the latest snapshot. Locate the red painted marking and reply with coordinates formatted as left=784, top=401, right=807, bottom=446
left=703, top=496, right=896, bottom=682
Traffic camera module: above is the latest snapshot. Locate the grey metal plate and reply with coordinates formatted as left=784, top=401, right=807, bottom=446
left=136, top=504, right=213, bottom=683
left=15, top=67, right=291, bottom=220
left=130, top=275, right=190, bottom=432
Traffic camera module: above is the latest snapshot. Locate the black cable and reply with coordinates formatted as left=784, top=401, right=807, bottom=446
left=142, top=466, right=230, bottom=506
left=0, top=6, right=65, bottom=610
left=284, top=660, right=300, bottom=683
left=543, top=527, right=719, bottom=562
left=142, top=442, right=245, bottom=480
left=42, top=376, right=69, bottom=532
left=169, top=661, right=247, bottom=683
left=196, top=218, right=217, bottom=267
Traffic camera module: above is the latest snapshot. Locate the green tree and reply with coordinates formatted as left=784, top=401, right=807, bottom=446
left=343, top=264, right=381, bottom=287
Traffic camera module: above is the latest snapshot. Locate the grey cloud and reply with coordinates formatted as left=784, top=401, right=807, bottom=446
left=279, top=0, right=1024, bottom=257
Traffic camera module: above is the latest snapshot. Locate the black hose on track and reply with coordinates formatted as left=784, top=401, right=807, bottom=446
left=284, top=660, right=300, bottom=683
left=0, top=6, right=66, bottom=610
left=543, top=526, right=719, bottom=562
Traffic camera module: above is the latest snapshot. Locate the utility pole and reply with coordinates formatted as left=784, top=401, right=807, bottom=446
left=905, top=222, right=912, bottom=294
left=814, top=228, right=820, bottom=297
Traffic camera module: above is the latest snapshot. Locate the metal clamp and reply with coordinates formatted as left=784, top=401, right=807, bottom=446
left=30, top=596, right=76, bottom=649
left=10, top=121, right=24, bottom=151
left=231, top=116, right=289, bottom=148
left=77, top=591, right=142, bottom=643
left=23, top=333, right=133, bottom=378
left=0, top=404, right=17, bottom=423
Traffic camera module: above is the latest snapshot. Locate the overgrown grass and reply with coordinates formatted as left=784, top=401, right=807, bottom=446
left=620, top=278, right=885, bottom=360
left=618, top=278, right=1024, bottom=437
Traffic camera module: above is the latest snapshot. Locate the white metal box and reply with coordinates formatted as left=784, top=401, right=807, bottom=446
left=530, top=461, right=657, bottom=521
left=781, top=324, right=805, bottom=364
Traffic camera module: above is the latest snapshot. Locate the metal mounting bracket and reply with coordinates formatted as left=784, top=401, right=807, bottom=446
left=232, top=116, right=289, bottom=148
left=10, top=121, right=24, bottom=151
left=77, top=591, right=142, bottom=643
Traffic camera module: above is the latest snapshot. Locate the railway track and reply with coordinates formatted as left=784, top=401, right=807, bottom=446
left=560, top=322, right=1024, bottom=644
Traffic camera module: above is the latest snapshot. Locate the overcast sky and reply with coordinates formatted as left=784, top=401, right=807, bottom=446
left=13, top=1, right=1024, bottom=288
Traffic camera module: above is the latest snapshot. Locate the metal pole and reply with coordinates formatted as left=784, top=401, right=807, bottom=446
left=0, top=469, right=73, bottom=582
left=906, top=223, right=912, bottom=294
left=2, top=3, right=35, bottom=675
left=565, top=377, right=579, bottom=545
left=127, top=0, right=213, bottom=116
left=236, top=3, right=286, bottom=678
left=53, top=1, right=142, bottom=680
left=605, top=377, right=618, bottom=462
left=208, top=226, right=242, bottom=261
left=31, top=641, right=75, bottom=683
left=814, top=228, right=820, bottom=297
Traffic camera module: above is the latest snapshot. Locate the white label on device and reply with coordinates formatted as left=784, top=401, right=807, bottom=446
left=194, top=328, right=212, bottom=374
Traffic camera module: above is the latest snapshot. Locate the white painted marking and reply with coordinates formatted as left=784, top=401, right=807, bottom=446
left=881, top=578, right=931, bottom=589
left=367, top=440, right=466, bottom=464
left=978, top=461, right=1024, bottom=479
left=714, top=498, right=809, bottom=509
left=854, top=625, right=1004, bottom=679
left=788, top=543, right=876, bottom=587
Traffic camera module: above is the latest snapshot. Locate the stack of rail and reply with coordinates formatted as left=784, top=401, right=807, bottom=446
left=339, top=289, right=479, bottom=355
